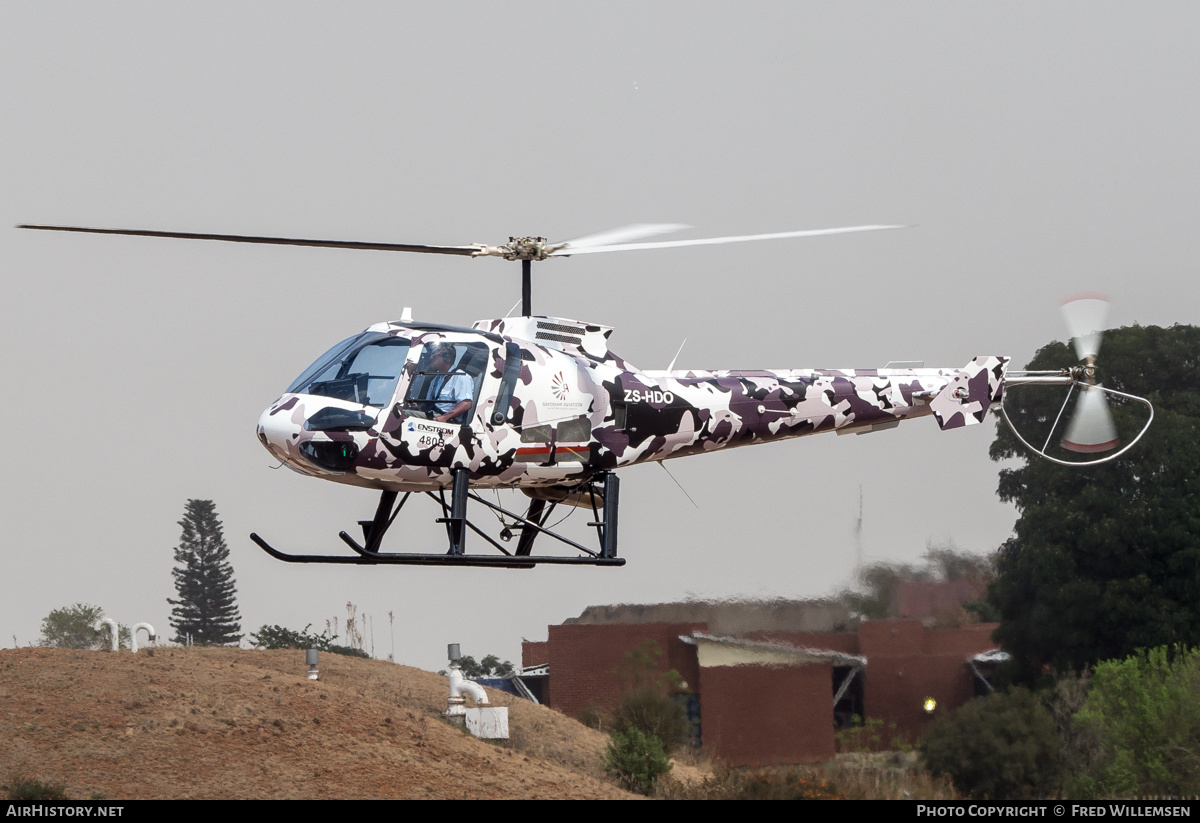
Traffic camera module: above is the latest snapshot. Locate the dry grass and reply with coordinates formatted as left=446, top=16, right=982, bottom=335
left=658, top=751, right=959, bottom=800
left=821, top=752, right=960, bottom=800
left=0, top=647, right=636, bottom=800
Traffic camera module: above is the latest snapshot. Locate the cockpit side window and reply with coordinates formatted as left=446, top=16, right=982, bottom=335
left=289, top=333, right=410, bottom=408
left=402, top=341, right=489, bottom=423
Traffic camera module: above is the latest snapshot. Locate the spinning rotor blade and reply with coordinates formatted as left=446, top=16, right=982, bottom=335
left=17, top=224, right=480, bottom=256
left=557, top=223, right=691, bottom=250
left=1060, top=292, right=1110, bottom=361
left=1062, top=385, right=1119, bottom=453
left=546, top=224, right=907, bottom=256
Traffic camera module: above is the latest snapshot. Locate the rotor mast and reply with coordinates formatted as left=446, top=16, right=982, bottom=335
left=523, top=259, right=532, bottom=316
left=474, top=235, right=563, bottom=317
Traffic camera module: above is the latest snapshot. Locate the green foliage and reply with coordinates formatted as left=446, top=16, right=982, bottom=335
left=1067, top=647, right=1200, bottom=798
left=249, top=624, right=369, bottom=658
left=616, top=640, right=675, bottom=689
left=604, top=727, right=671, bottom=795
left=611, top=640, right=689, bottom=751
left=40, top=603, right=130, bottom=650
left=612, top=688, right=689, bottom=752
left=3, top=777, right=68, bottom=800
left=837, top=715, right=911, bottom=753
left=456, top=654, right=515, bottom=678
left=168, top=499, right=241, bottom=646
left=327, top=645, right=370, bottom=659
left=1049, top=670, right=1101, bottom=797
left=989, top=325, right=1200, bottom=680
left=919, top=687, right=1061, bottom=800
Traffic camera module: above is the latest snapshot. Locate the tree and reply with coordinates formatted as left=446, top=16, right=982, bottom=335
left=988, top=324, right=1200, bottom=680
left=919, top=687, right=1062, bottom=800
left=168, top=499, right=241, bottom=645
left=40, top=603, right=129, bottom=650
left=604, top=727, right=672, bottom=796
left=455, top=654, right=515, bottom=678
left=1068, top=647, right=1200, bottom=798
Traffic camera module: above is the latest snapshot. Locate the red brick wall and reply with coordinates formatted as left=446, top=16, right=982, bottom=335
left=546, top=622, right=704, bottom=718
left=537, top=616, right=1002, bottom=760
left=926, top=623, right=998, bottom=655
left=862, top=652, right=978, bottom=743
left=860, top=621, right=1001, bottom=743
left=522, top=640, right=549, bottom=668
left=699, top=662, right=835, bottom=765
left=859, top=619, right=927, bottom=655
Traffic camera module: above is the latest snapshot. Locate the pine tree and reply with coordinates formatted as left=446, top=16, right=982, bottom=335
left=168, top=499, right=242, bottom=645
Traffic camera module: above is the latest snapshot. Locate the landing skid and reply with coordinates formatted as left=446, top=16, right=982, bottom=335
left=250, top=471, right=624, bottom=568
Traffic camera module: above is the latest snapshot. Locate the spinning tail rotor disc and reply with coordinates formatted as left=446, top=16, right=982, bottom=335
left=1001, top=293, right=1153, bottom=466
left=1059, top=293, right=1119, bottom=454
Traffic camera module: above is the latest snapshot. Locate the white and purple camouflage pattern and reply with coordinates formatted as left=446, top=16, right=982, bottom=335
left=257, top=315, right=1010, bottom=493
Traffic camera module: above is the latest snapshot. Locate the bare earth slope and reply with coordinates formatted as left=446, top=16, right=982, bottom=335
left=0, top=647, right=636, bottom=800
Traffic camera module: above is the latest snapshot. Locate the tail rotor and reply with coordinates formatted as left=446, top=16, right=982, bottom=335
left=999, top=294, right=1153, bottom=466
left=1058, top=293, right=1121, bottom=454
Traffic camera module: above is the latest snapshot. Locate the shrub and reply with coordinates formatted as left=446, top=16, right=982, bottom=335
left=836, top=715, right=910, bottom=753
left=1068, top=647, right=1200, bottom=798
left=40, top=603, right=130, bottom=650
left=3, top=778, right=68, bottom=801
left=611, top=640, right=690, bottom=752
left=250, top=624, right=369, bottom=658
left=612, top=688, right=689, bottom=752
left=604, top=728, right=671, bottom=795
left=919, top=687, right=1061, bottom=799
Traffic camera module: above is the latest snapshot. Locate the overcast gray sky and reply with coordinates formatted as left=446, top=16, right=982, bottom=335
left=3, top=2, right=1197, bottom=670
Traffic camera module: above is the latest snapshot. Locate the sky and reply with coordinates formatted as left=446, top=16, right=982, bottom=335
left=3, top=2, right=1198, bottom=671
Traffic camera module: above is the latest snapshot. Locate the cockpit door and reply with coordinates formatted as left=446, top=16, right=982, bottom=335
left=381, top=335, right=496, bottom=469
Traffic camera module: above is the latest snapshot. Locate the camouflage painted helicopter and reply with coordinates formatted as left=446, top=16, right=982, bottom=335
left=18, top=223, right=1153, bottom=568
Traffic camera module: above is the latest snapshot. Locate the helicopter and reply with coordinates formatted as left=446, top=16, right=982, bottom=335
left=17, top=222, right=1154, bottom=568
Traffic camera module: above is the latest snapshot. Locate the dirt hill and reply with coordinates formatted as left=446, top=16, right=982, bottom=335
left=0, top=646, right=639, bottom=800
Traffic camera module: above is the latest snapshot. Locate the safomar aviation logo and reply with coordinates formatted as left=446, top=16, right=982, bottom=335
left=552, top=372, right=569, bottom=400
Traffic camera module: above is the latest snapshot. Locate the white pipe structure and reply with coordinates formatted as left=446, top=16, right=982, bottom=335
left=93, top=618, right=119, bottom=651
left=444, top=664, right=488, bottom=719
left=131, top=623, right=155, bottom=653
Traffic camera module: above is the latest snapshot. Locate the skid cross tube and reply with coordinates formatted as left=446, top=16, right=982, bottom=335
left=249, top=471, right=625, bottom=567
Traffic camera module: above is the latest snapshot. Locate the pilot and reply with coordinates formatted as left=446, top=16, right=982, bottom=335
left=428, top=343, right=474, bottom=424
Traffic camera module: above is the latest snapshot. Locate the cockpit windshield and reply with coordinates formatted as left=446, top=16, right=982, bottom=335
left=287, top=332, right=411, bottom=408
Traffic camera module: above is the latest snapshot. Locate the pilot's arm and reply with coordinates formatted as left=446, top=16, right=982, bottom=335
left=436, top=400, right=471, bottom=423
left=435, top=373, right=474, bottom=423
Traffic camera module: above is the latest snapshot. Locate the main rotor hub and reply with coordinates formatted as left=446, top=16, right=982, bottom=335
left=503, top=236, right=551, bottom=262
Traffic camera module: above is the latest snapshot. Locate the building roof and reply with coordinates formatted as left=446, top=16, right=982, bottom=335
left=681, top=632, right=867, bottom=669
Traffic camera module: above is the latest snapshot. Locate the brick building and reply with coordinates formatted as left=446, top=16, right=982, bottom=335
left=520, top=600, right=1002, bottom=765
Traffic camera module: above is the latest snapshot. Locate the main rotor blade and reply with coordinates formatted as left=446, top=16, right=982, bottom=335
left=557, top=223, right=691, bottom=250
left=17, top=224, right=480, bottom=256
left=1060, top=292, right=1110, bottom=361
left=547, top=224, right=908, bottom=256
left=1062, top=385, right=1119, bottom=453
